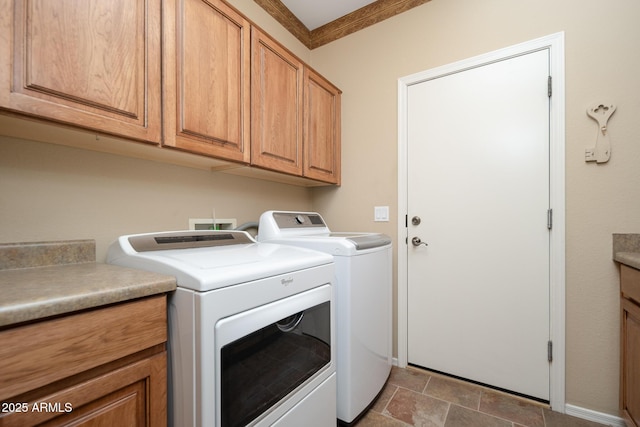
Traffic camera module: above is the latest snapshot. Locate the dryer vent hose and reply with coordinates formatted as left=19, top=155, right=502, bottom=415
left=235, top=221, right=259, bottom=232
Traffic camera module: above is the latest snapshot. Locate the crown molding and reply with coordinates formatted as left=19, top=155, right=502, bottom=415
left=253, top=0, right=311, bottom=47
left=254, top=0, right=430, bottom=49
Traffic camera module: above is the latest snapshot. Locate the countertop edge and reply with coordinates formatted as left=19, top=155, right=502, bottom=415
left=614, top=252, right=640, bottom=271
left=0, top=263, right=177, bottom=328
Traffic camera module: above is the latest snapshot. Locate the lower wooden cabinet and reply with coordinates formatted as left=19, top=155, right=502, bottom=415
left=0, top=296, right=168, bottom=427
left=620, top=264, right=640, bottom=427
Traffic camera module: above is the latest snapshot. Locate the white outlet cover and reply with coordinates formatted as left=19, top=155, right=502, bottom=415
left=374, top=206, right=389, bottom=222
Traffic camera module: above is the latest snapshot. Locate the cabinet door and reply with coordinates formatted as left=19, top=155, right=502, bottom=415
left=0, top=352, right=167, bottom=427
left=163, top=0, right=250, bottom=163
left=622, top=298, right=640, bottom=427
left=0, top=0, right=161, bottom=143
left=251, top=27, right=303, bottom=176
left=303, top=68, right=341, bottom=184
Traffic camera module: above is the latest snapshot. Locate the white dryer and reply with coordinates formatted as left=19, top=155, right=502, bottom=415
left=107, top=230, right=336, bottom=427
left=258, top=211, right=392, bottom=424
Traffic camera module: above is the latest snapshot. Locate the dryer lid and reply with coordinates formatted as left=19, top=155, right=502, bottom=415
left=107, top=230, right=333, bottom=291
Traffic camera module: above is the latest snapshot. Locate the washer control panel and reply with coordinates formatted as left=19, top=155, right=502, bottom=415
left=273, top=212, right=327, bottom=229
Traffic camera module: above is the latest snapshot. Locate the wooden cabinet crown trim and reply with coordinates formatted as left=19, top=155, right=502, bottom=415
left=254, top=0, right=431, bottom=49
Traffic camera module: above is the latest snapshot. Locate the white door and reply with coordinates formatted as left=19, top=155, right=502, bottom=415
left=407, top=49, right=551, bottom=400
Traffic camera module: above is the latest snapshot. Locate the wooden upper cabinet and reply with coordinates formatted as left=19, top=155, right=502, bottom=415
left=163, top=0, right=251, bottom=163
left=0, top=0, right=162, bottom=144
left=0, top=0, right=340, bottom=185
left=303, top=68, right=341, bottom=184
left=251, top=27, right=304, bottom=176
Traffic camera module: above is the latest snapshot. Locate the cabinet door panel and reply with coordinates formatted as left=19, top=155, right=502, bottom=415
left=164, top=0, right=250, bottom=163
left=304, top=68, right=341, bottom=184
left=251, top=27, right=303, bottom=175
left=622, top=298, right=640, bottom=427
left=25, top=1, right=139, bottom=116
left=1, top=352, right=167, bottom=427
left=0, top=0, right=161, bottom=143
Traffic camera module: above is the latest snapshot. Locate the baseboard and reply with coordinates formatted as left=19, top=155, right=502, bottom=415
left=565, top=404, right=627, bottom=427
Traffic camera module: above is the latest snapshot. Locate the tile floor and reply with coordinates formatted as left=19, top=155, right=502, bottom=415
left=355, top=366, right=607, bottom=427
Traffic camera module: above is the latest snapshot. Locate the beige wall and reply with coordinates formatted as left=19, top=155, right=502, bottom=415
left=1, top=0, right=639, bottom=418
left=0, top=136, right=313, bottom=261
left=308, top=0, right=640, bottom=417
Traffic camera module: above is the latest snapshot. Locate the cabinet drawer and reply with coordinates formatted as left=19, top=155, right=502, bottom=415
left=622, top=265, right=640, bottom=304
left=0, top=296, right=167, bottom=401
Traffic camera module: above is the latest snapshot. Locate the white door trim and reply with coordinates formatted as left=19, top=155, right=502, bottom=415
left=397, top=32, right=565, bottom=411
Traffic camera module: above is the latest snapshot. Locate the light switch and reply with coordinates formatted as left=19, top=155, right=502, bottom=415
left=374, top=206, right=389, bottom=222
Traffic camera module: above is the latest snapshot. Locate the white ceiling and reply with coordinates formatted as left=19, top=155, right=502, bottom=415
left=279, top=0, right=378, bottom=30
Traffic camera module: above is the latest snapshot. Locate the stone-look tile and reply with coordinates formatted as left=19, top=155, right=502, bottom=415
left=383, top=387, right=449, bottom=427
left=387, top=366, right=431, bottom=393
left=543, top=408, right=607, bottom=427
left=356, top=410, right=412, bottom=427
left=361, top=367, right=608, bottom=427
left=444, top=404, right=512, bottom=427
left=424, top=376, right=481, bottom=410
left=479, top=390, right=545, bottom=427
left=371, top=384, right=399, bottom=413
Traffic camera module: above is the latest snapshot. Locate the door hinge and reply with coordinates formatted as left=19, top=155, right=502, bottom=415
left=547, top=340, right=553, bottom=362
left=548, top=76, right=552, bottom=97
left=547, top=208, right=553, bottom=230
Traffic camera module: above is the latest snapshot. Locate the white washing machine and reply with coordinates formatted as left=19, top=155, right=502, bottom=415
left=258, top=211, right=392, bottom=424
left=107, top=230, right=336, bottom=427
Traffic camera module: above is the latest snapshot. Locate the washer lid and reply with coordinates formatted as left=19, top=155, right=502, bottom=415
left=107, top=230, right=333, bottom=292
left=331, top=233, right=392, bottom=250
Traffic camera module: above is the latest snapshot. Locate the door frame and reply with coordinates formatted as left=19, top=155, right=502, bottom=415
left=397, top=32, right=565, bottom=411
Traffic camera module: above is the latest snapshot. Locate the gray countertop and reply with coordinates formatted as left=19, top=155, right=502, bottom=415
left=613, top=233, right=640, bottom=270
left=0, top=240, right=176, bottom=328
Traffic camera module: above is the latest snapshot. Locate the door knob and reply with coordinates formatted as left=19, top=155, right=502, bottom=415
left=411, top=216, right=421, bottom=226
left=411, top=237, right=428, bottom=247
